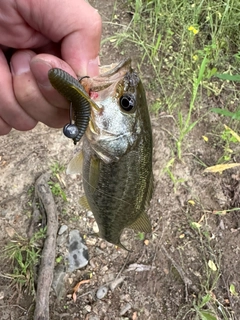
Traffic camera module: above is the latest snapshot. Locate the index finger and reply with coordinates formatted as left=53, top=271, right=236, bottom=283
left=17, top=0, right=102, bottom=76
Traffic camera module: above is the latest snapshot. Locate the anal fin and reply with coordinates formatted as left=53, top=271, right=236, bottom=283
left=79, top=195, right=91, bottom=210
left=128, top=211, right=152, bottom=233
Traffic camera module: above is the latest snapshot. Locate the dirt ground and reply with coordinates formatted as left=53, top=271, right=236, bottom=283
left=1, top=1, right=240, bottom=320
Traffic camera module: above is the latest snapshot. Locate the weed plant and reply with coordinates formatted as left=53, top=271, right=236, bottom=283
left=109, top=0, right=240, bottom=157
left=2, top=228, right=46, bottom=294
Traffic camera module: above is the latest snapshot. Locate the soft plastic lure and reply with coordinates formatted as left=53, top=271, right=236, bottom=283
left=48, top=68, right=91, bottom=145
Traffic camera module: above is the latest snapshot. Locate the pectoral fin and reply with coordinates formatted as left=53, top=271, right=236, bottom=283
left=66, top=151, right=83, bottom=174
left=88, top=157, right=100, bottom=191
left=128, top=211, right=152, bottom=233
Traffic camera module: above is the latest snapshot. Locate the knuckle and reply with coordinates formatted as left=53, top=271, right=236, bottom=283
left=0, top=119, right=11, bottom=135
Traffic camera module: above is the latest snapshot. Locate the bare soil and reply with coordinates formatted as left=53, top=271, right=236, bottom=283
left=1, top=1, right=240, bottom=320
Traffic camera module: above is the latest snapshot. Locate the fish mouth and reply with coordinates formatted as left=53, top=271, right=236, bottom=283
left=81, top=58, right=132, bottom=93
left=84, top=58, right=132, bottom=134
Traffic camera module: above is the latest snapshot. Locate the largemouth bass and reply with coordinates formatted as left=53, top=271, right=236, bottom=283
left=50, top=59, right=153, bottom=250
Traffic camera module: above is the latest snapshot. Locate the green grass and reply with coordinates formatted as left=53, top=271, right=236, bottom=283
left=49, top=162, right=67, bottom=201
left=105, top=2, right=240, bottom=318
left=182, top=212, right=234, bottom=320
left=2, top=228, right=46, bottom=294
left=107, top=0, right=240, bottom=158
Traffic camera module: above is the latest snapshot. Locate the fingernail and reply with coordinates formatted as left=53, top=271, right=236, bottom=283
left=30, top=59, right=53, bottom=88
left=87, top=56, right=100, bottom=77
left=10, top=52, right=32, bottom=76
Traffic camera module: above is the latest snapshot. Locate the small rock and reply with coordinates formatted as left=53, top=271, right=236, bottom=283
left=86, top=238, right=97, bottom=246
left=88, top=315, right=100, bottom=320
left=84, top=305, right=91, bottom=313
left=87, top=211, right=94, bottom=218
left=67, top=230, right=89, bottom=272
left=5, top=226, right=15, bottom=238
left=68, top=277, right=73, bottom=285
left=96, top=285, right=108, bottom=299
left=58, top=225, right=68, bottom=235
left=101, top=265, right=108, bottom=274
left=52, top=265, right=66, bottom=299
left=0, top=291, right=4, bottom=300
left=92, top=221, right=99, bottom=233
left=219, top=219, right=225, bottom=230
left=120, top=303, right=132, bottom=316
left=100, top=242, right=107, bottom=249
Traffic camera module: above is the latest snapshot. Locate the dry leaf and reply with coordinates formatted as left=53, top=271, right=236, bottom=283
left=204, top=163, right=240, bottom=173
left=213, top=210, right=226, bottom=215
left=224, top=125, right=240, bottom=142
left=208, top=260, right=217, bottom=271
left=188, top=200, right=195, bottom=206
left=72, top=279, right=90, bottom=302
left=132, top=311, right=138, bottom=320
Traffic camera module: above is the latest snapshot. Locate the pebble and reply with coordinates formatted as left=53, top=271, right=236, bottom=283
left=67, top=230, right=89, bottom=272
left=96, top=285, right=108, bottom=299
left=219, top=219, right=225, bottom=230
left=0, top=291, right=4, bottom=299
left=5, top=226, right=15, bottom=238
left=52, top=265, right=66, bottom=299
left=88, top=315, right=100, bottom=320
left=120, top=303, right=132, bottom=316
left=58, top=225, right=68, bottom=235
left=92, top=221, right=99, bottom=233
left=87, top=211, right=94, bottom=218
left=84, top=305, right=92, bottom=313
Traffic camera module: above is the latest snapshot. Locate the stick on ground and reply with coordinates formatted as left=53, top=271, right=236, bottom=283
left=32, top=173, right=58, bottom=320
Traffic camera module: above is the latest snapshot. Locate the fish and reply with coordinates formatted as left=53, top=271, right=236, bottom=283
left=50, top=59, right=153, bottom=250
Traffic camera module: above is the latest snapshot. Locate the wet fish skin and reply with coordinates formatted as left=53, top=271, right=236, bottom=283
left=68, top=59, right=153, bottom=250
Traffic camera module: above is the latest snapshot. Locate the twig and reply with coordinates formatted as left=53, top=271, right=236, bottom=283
left=33, top=173, right=58, bottom=320
left=161, top=245, right=192, bottom=302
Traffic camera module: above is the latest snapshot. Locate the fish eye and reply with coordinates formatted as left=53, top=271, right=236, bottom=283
left=63, top=124, right=79, bottom=139
left=119, top=94, right=136, bottom=112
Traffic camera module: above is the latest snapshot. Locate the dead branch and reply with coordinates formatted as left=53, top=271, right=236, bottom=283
left=161, top=245, right=192, bottom=302
left=33, top=173, right=58, bottom=320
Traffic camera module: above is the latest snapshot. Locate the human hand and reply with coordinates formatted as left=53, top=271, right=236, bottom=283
left=0, top=0, right=102, bottom=135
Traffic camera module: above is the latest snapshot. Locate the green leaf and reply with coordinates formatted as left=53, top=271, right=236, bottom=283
left=215, top=73, right=240, bottom=82
left=191, top=222, right=201, bottom=229
left=197, top=56, right=208, bottom=83
left=211, top=108, right=235, bottom=117
left=199, top=310, right=217, bottom=320
left=208, top=67, right=217, bottom=78
left=137, top=232, right=145, bottom=241
left=184, top=120, right=198, bottom=135
left=199, top=293, right=211, bottom=308
left=230, top=283, right=238, bottom=296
